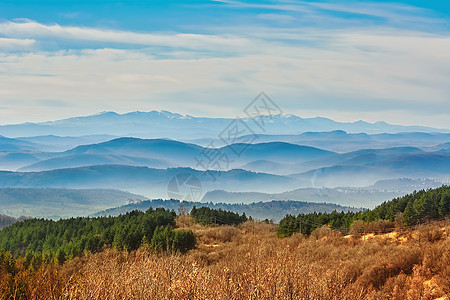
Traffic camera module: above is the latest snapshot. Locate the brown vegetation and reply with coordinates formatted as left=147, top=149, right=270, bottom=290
left=1, top=218, right=449, bottom=299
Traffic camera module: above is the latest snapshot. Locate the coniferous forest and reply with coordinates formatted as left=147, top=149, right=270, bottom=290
left=0, top=208, right=195, bottom=267
left=278, top=186, right=450, bottom=237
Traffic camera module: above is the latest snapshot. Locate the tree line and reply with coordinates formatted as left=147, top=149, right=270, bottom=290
left=278, top=185, right=450, bottom=237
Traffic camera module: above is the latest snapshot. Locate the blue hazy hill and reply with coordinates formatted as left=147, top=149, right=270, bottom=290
left=0, top=165, right=300, bottom=198
left=197, top=131, right=450, bottom=153
left=292, top=152, right=450, bottom=187
left=19, top=154, right=172, bottom=172
left=0, top=135, right=38, bottom=152
left=18, top=138, right=335, bottom=171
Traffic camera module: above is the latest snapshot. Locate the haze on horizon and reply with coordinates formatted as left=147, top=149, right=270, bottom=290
left=0, top=0, right=449, bottom=128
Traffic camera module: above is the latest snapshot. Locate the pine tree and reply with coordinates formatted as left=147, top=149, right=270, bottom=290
left=438, top=192, right=450, bottom=217
left=403, top=201, right=417, bottom=225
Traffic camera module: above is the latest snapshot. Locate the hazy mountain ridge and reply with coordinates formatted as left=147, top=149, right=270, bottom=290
left=190, top=131, right=450, bottom=153
left=16, top=134, right=117, bottom=152
left=16, top=138, right=335, bottom=172
left=0, top=166, right=300, bottom=198
left=19, top=154, right=172, bottom=172
left=0, top=110, right=447, bottom=139
left=0, top=135, right=39, bottom=152
left=0, top=137, right=449, bottom=196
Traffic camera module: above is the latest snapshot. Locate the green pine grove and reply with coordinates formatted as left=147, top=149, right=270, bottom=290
left=0, top=208, right=195, bottom=268
left=278, top=185, right=450, bottom=237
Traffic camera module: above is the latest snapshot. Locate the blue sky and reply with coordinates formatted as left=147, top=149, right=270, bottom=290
left=0, top=0, right=449, bottom=128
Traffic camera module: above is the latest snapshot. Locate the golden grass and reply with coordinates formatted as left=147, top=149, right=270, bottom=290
left=2, top=218, right=450, bottom=299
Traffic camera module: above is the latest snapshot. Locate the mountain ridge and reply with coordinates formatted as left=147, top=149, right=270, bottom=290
left=1, top=110, right=447, bottom=139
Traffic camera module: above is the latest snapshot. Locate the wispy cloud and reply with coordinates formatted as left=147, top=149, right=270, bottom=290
left=257, top=13, right=296, bottom=22
left=214, top=0, right=445, bottom=30
left=0, top=20, right=256, bottom=54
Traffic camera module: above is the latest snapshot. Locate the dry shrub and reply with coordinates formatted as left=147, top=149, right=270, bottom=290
left=350, top=220, right=366, bottom=236
left=356, top=246, right=421, bottom=289
left=418, top=226, right=443, bottom=243
left=350, top=219, right=395, bottom=236
left=445, top=225, right=450, bottom=237
left=372, top=219, right=396, bottom=233
left=284, top=232, right=305, bottom=248
left=175, top=214, right=192, bottom=228
left=310, top=225, right=336, bottom=239
left=196, top=225, right=240, bottom=244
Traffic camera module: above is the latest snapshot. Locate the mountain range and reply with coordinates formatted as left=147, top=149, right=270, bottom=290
left=0, top=110, right=448, bottom=140
left=0, top=136, right=449, bottom=196
left=0, top=110, right=449, bottom=218
left=11, top=138, right=334, bottom=172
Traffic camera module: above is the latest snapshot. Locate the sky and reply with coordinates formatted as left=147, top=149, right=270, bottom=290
left=0, top=0, right=449, bottom=128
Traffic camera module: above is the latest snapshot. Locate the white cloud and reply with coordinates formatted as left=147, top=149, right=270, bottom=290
left=0, top=37, right=35, bottom=50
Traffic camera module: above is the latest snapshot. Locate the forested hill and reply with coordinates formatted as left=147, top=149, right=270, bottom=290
left=278, top=185, right=450, bottom=237
left=0, top=208, right=196, bottom=266
left=367, top=185, right=450, bottom=225
left=93, top=199, right=360, bottom=222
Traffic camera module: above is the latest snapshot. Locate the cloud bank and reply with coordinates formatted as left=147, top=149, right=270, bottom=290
left=0, top=1, right=449, bottom=128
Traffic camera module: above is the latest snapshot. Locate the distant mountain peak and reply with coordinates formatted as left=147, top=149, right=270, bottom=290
left=94, top=111, right=116, bottom=116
